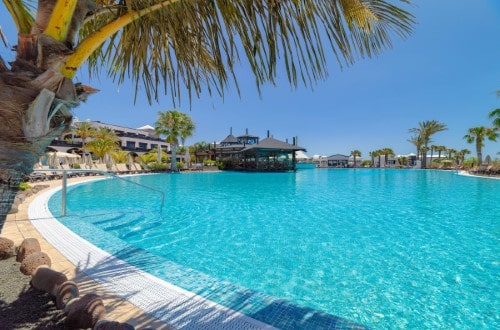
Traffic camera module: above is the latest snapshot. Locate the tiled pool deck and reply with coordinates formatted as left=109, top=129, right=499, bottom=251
left=2, top=177, right=367, bottom=329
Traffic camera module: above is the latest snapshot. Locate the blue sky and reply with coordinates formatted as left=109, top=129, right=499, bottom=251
left=1, top=0, right=499, bottom=158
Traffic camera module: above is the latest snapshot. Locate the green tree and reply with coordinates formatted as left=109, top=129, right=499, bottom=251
left=456, top=149, right=471, bottom=165
left=435, top=145, right=447, bottom=162
left=155, top=110, right=195, bottom=172
left=72, top=121, right=95, bottom=147
left=409, top=120, right=447, bottom=169
left=84, top=127, right=120, bottom=162
left=464, top=127, right=498, bottom=165
left=408, top=135, right=424, bottom=162
left=380, top=148, right=395, bottom=167
left=489, top=108, right=500, bottom=129
left=350, top=150, right=361, bottom=168
left=0, top=0, right=414, bottom=221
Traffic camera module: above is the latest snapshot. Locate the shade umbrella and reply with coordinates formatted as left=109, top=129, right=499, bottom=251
left=127, top=153, right=135, bottom=171
left=104, top=153, right=113, bottom=169
left=47, top=152, right=58, bottom=168
left=83, top=153, right=93, bottom=168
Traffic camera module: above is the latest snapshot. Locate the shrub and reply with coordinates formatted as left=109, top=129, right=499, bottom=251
left=147, top=162, right=168, bottom=171
left=19, top=182, right=31, bottom=191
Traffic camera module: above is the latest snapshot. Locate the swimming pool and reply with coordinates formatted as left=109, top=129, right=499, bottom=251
left=48, top=169, right=499, bottom=329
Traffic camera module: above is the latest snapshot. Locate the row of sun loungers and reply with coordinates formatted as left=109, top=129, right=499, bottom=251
left=26, top=163, right=150, bottom=182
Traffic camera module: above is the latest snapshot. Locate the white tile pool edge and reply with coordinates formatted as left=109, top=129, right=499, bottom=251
left=28, top=182, right=277, bottom=330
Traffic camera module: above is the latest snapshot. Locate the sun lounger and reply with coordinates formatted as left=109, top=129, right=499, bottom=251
left=133, top=163, right=149, bottom=173
left=95, top=163, right=110, bottom=174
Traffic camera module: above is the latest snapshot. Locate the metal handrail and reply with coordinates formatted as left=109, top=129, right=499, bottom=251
left=30, top=169, right=165, bottom=216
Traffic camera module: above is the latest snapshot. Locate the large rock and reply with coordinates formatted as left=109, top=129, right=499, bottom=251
left=65, top=294, right=106, bottom=329
left=20, top=251, right=51, bottom=275
left=31, top=265, right=68, bottom=296
left=93, top=320, right=135, bottom=330
left=0, top=237, right=15, bottom=259
left=16, top=237, right=41, bottom=262
left=56, top=280, right=80, bottom=309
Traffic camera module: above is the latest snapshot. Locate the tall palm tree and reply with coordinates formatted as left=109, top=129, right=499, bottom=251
left=409, top=120, right=447, bottom=169
left=155, top=110, right=195, bottom=172
left=0, top=0, right=414, bottom=221
left=350, top=150, right=361, bottom=168
left=489, top=108, right=500, bottom=129
left=464, top=127, right=498, bottom=165
left=73, top=121, right=95, bottom=147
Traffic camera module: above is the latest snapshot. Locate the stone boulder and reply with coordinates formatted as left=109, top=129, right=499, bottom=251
left=93, top=320, right=135, bottom=330
left=65, top=294, right=106, bottom=329
left=0, top=237, right=15, bottom=259
left=16, top=237, right=41, bottom=262
left=56, top=280, right=80, bottom=309
left=31, top=265, right=68, bottom=296
left=20, top=251, right=51, bottom=275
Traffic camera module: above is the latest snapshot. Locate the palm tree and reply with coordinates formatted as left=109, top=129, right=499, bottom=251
left=350, top=150, right=362, bottom=168
left=83, top=127, right=120, bottom=162
left=369, top=150, right=381, bottom=168
left=155, top=110, right=195, bottom=172
left=445, top=148, right=456, bottom=160
left=408, top=135, right=424, bottom=162
left=381, top=148, right=395, bottom=167
left=456, top=149, right=471, bottom=165
left=72, top=121, right=95, bottom=147
left=0, top=0, right=414, bottom=221
left=435, top=145, right=446, bottom=161
left=409, top=120, right=447, bottom=169
left=429, top=145, right=437, bottom=168
left=489, top=108, right=500, bottom=129
left=464, top=127, right=498, bottom=165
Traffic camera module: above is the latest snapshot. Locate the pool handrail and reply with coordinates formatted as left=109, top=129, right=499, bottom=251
left=30, top=169, right=165, bottom=216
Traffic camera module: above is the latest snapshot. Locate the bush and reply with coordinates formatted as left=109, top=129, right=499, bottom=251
left=72, top=163, right=81, bottom=169
left=203, top=160, right=217, bottom=166
left=147, top=162, right=168, bottom=171
left=19, top=182, right=31, bottom=191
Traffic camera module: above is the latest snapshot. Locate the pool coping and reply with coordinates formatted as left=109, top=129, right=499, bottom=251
left=28, top=180, right=277, bottom=330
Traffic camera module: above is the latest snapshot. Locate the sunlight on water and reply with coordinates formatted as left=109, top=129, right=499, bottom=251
left=49, top=169, right=500, bottom=329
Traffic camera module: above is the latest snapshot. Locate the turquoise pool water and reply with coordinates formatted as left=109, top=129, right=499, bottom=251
left=49, top=169, right=499, bottom=329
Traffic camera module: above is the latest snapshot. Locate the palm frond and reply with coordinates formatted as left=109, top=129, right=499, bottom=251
left=2, top=0, right=35, bottom=34
left=79, top=0, right=414, bottom=105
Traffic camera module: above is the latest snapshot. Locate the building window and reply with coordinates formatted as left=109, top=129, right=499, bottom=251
left=126, top=141, right=135, bottom=149
left=151, top=144, right=157, bottom=149
left=138, top=143, right=147, bottom=150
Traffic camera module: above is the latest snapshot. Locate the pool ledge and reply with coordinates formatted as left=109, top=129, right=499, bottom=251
left=28, top=184, right=277, bottom=330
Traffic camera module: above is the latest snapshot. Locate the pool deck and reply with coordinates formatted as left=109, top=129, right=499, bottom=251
left=1, top=176, right=275, bottom=330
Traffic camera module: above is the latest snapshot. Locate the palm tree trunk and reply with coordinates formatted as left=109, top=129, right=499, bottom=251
left=171, top=144, right=178, bottom=172
left=476, top=142, right=483, bottom=165
left=0, top=31, right=89, bottom=226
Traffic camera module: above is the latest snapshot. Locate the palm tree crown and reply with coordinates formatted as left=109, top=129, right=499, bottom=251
left=155, top=110, right=195, bottom=172
left=464, top=126, right=498, bottom=165
left=489, top=108, right=500, bottom=129
left=409, top=120, right=447, bottom=168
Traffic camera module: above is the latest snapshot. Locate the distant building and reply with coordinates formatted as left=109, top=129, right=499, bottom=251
left=48, top=120, right=170, bottom=156
left=215, top=129, right=306, bottom=172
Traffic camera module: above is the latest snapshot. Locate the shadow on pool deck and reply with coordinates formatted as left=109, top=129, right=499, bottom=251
left=74, top=244, right=368, bottom=330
